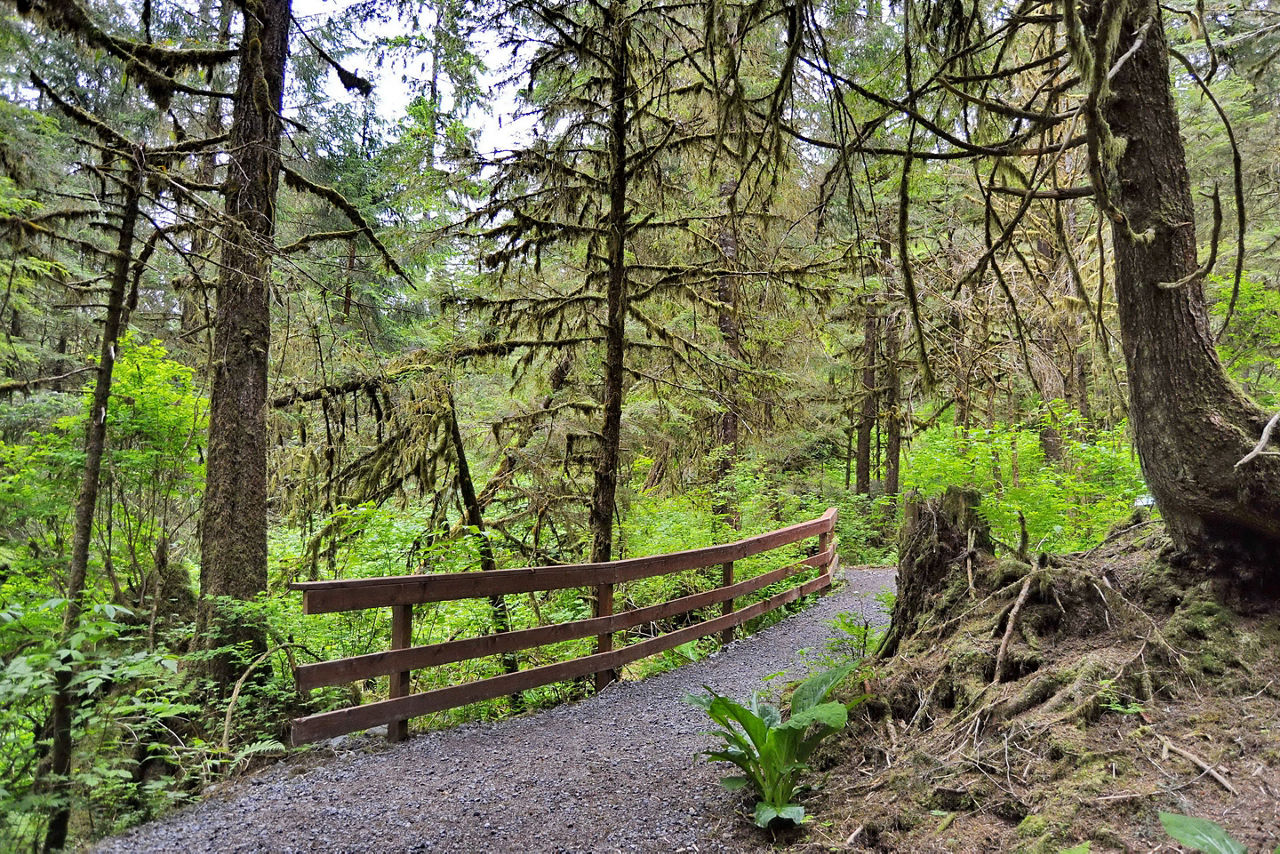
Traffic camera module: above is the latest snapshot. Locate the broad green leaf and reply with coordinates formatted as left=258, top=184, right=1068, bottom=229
left=784, top=701, right=848, bottom=731
left=790, top=664, right=856, bottom=715
left=753, top=802, right=779, bottom=828
left=719, top=775, right=750, bottom=791
left=776, top=804, right=806, bottom=825
left=684, top=691, right=712, bottom=711
left=756, top=701, right=782, bottom=729
left=710, top=695, right=768, bottom=749
left=1158, top=812, right=1246, bottom=854
left=705, top=750, right=755, bottom=776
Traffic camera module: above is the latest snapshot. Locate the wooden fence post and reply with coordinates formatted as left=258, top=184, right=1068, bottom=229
left=389, top=604, right=412, bottom=742
left=720, top=561, right=734, bottom=645
left=818, top=508, right=838, bottom=584
left=594, top=582, right=614, bottom=691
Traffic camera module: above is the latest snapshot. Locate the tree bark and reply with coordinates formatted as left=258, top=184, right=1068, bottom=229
left=713, top=178, right=741, bottom=526
left=446, top=390, right=520, bottom=703
left=855, top=301, right=877, bottom=495
left=883, top=308, right=901, bottom=499
left=588, top=1, right=630, bottom=689
left=198, top=0, right=291, bottom=685
left=1089, top=0, right=1280, bottom=571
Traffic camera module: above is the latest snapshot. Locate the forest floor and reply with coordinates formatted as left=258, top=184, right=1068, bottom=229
left=797, top=519, right=1280, bottom=853
left=94, top=567, right=896, bottom=854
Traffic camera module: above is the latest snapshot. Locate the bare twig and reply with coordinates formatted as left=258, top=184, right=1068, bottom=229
left=1106, top=19, right=1153, bottom=82
left=1169, top=47, right=1247, bottom=340
left=1236, top=410, right=1280, bottom=468
left=222, top=644, right=301, bottom=753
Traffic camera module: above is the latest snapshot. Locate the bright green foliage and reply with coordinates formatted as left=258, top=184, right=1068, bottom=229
left=1208, top=273, right=1280, bottom=408
left=0, top=336, right=206, bottom=596
left=686, top=664, right=863, bottom=828
left=1157, top=812, right=1251, bottom=854
left=902, top=408, right=1146, bottom=552
left=0, top=338, right=209, bottom=847
left=0, top=598, right=200, bottom=848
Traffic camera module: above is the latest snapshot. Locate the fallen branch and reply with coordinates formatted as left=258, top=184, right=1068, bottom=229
left=0, top=366, right=98, bottom=394
left=1153, top=731, right=1237, bottom=795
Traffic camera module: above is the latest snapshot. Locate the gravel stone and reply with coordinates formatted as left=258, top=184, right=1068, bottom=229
left=95, top=569, right=894, bottom=854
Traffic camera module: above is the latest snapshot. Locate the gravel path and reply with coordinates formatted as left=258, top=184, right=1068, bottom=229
left=97, top=569, right=894, bottom=854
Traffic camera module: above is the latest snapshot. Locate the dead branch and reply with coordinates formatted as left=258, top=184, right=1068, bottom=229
left=1152, top=731, right=1238, bottom=795
left=1235, top=410, right=1280, bottom=468
left=0, top=366, right=98, bottom=394
left=281, top=167, right=411, bottom=283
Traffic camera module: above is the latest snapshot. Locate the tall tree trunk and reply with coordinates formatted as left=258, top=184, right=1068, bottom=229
left=198, top=0, right=291, bottom=686
left=713, top=178, right=741, bottom=527
left=1087, top=0, right=1280, bottom=570
left=883, top=309, right=901, bottom=499
left=855, top=300, right=877, bottom=495
left=588, top=1, right=629, bottom=688
left=44, top=153, right=142, bottom=854
left=446, top=391, right=520, bottom=704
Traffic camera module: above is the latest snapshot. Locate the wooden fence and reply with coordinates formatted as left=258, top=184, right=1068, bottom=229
left=289, top=507, right=839, bottom=745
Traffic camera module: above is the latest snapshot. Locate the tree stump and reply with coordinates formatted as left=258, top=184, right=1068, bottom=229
left=880, top=487, right=992, bottom=658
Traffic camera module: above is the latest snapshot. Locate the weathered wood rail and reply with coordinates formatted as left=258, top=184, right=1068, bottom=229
left=288, top=508, right=839, bottom=745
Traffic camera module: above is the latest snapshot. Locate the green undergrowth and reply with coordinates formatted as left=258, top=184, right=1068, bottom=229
left=902, top=407, right=1147, bottom=553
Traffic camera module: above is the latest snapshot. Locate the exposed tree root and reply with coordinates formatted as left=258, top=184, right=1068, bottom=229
left=992, top=576, right=1032, bottom=685
left=803, top=493, right=1280, bottom=853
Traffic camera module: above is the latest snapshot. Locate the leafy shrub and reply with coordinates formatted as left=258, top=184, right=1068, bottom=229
left=0, top=338, right=211, bottom=848
left=686, top=664, right=863, bottom=828
left=902, top=406, right=1146, bottom=552
left=822, top=590, right=895, bottom=663
left=0, top=597, right=202, bottom=849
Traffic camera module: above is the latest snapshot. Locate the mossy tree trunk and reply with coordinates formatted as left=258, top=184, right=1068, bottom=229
left=43, top=153, right=143, bottom=854
left=855, top=300, right=877, bottom=495
left=588, top=0, right=631, bottom=689
left=1083, top=0, right=1280, bottom=573
left=197, top=0, right=291, bottom=687
left=713, top=177, right=742, bottom=527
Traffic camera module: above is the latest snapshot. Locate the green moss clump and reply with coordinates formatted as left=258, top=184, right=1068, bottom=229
left=1018, top=814, right=1049, bottom=837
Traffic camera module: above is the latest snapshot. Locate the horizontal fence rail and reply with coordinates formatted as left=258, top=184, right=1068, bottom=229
left=289, top=508, right=839, bottom=745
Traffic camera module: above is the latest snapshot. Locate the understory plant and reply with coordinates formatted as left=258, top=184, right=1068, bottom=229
left=1158, top=811, right=1277, bottom=854
left=686, top=663, right=862, bottom=828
